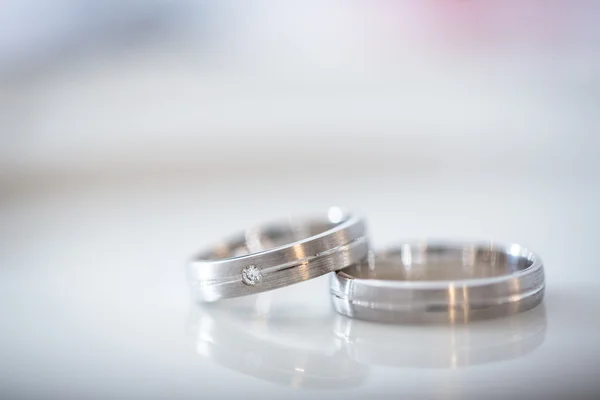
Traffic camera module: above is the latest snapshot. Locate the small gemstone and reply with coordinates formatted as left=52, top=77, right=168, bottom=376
left=241, top=265, right=263, bottom=286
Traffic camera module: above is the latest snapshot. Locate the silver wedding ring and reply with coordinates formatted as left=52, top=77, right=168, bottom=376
left=330, top=241, right=545, bottom=323
left=188, top=211, right=545, bottom=323
left=188, top=208, right=368, bottom=302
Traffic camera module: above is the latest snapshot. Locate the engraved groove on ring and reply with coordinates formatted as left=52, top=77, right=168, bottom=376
left=199, top=236, right=368, bottom=287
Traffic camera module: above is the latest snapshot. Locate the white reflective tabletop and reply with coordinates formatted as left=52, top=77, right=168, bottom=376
left=1, top=173, right=599, bottom=399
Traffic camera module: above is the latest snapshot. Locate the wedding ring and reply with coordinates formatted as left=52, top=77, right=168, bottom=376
left=188, top=208, right=368, bottom=302
left=331, top=241, right=545, bottom=323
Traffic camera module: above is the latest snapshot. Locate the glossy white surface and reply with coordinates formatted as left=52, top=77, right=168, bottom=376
left=2, top=2, right=600, bottom=398
left=1, top=173, right=599, bottom=399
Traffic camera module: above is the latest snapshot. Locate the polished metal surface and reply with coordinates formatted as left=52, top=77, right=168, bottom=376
left=188, top=208, right=368, bottom=301
left=331, top=242, right=545, bottom=322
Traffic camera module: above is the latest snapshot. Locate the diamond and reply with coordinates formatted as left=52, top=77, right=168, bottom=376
left=241, top=265, right=263, bottom=286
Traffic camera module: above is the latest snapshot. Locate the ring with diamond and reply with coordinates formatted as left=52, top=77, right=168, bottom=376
left=330, top=241, right=545, bottom=323
left=188, top=208, right=368, bottom=302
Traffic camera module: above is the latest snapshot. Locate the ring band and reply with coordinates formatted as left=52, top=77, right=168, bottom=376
left=188, top=208, right=368, bottom=302
left=331, top=241, right=545, bottom=323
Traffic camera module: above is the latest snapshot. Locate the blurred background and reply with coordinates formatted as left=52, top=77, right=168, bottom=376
left=2, top=0, right=599, bottom=190
left=1, top=1, right=600, bottom=399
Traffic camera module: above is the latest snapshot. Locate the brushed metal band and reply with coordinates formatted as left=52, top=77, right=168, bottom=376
left=331, top=241, right=545, bottom=323
left=188, top=209, right=368, bottom=302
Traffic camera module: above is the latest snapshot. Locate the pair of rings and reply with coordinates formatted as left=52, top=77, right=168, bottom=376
left=187, top=208, right=545, bottom=322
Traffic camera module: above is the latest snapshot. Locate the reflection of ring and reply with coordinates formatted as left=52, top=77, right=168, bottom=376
left=188, top=208, right=368, bottom=302
left=331, top=241, right=545, bottom=323
left=334, top=305, right=547, bottom=368
left=187, top=306, right=369, bottom=389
